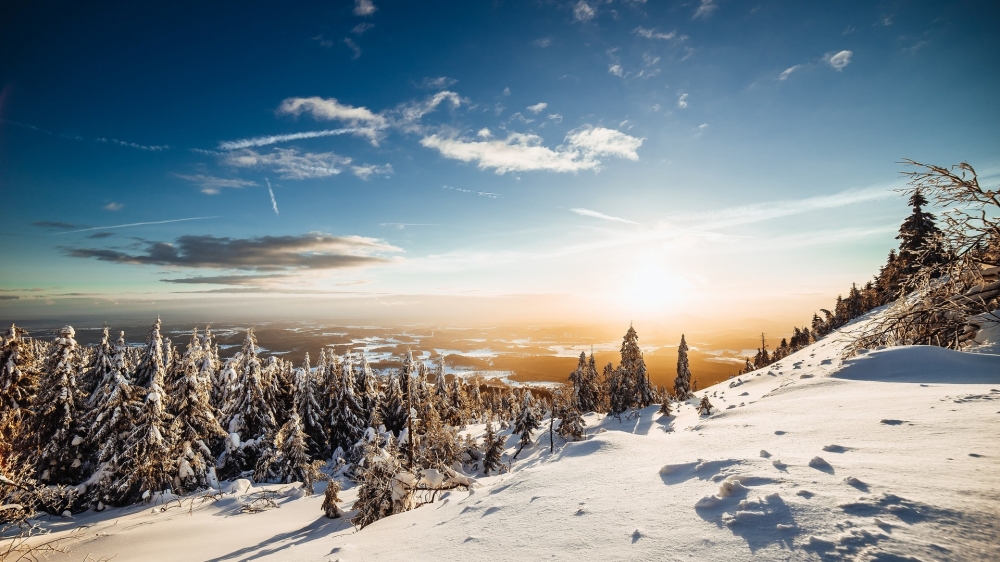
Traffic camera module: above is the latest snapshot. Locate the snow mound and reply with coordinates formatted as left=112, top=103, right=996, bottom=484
left=834, top=345, right=1000, bottom=384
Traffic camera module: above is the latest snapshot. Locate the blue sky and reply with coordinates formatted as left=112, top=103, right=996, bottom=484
left=1, top=0, right=998, bottom=326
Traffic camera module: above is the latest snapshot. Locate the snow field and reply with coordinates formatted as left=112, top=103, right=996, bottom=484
left=18, top=312, right=1000, bottom=561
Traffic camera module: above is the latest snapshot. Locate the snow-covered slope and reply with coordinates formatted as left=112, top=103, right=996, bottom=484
left=22, top=313, right=1000, bottom=561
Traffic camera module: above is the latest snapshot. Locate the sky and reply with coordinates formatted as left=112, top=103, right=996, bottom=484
left=1, top=0, right=998, bottom=329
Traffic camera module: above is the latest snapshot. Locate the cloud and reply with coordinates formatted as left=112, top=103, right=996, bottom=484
left=393, top=91, right=464, bottom=132
left=548, top=114, right=563, bottom=123
left=420, top=76, right=457, bottom=89
left=344, top=37, right=362, bottom=59
left=633, top=27, right=677, bottom=40
left=266, top=179, right=279, bottom=216
left=779, top=64, right=802, bottom=81
left=825, top=50, right=853, bottom=71
left=161, top=274, right=286, bottom=285
left=53, top=216, right=219, bottom=235
left=526, top=102, right=548, bottom=114
left=477, top=128, right=492, bottom=138
left=573, top=1, right=595, bottom=22
left=0, top=296, right=18, bottom=301
left=33, top=221, right=83, bottom=231
left=351, top=163, right=393, bottom=180
left=87, top=232, right=115, bottom=239
left=420, top=126, right=641, bottom=174
left=677, top=92, right=689, bottom=108
left=608, top=64, right=625, bottom=77
left=443, top=185, right=500, bottom=199
left=94, top=138, right=171, bottom=151
left=533, top=38, right=552, bottom=48
left=693, top=0, right=717, bottom=19
left=571, top=208, right=637, bottom=224
left=176, top=173, right=259, bottom=194
left=224, top=147, right=359, bottom=180
left=277, top=96, right=390, bottom=144
left=64, top=232, right=401, bottom=271
left=352, top=22, right=374, bottom=35
left=218, top=129, right=359, bottom=150
left=103, top=202, right=124, bottom=211
left=353, top=0, right=376, bottom=16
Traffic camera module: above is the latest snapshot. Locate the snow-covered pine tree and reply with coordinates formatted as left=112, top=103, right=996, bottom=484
left=606, top=363, right=629, bottom=418
left=698, top=395, right=714, bottom=415
left=432, top=363, right=450, bottom=411
left=133, top=317, right=165, bottom=388
left=354, top=354, right=379, bottom=423
left=380, top=373, right=407, bottom=436
left=322, top=480, right=343, bottom=518
left=569, top=351, right=602, bottom=413
left=619, top=325, right=655, bottom=409
left=329, top=358, right=365, bottom=460
left=88, top=333, right=138, bottom=502
left=557, top=390, right=586, bottom=442
left=511, top=392, right=540, bottom=459
left=897, top=188, right=945, bottom=279
left=104, top=337, right=174, bottom=505
left=256, top=412, right=319, bottom=492
left=481, top=420, right=504, bottom=475
left=219, top=329, right=278, bottom=478
left=658, top=397, right=672, bottom=416
left=568, top=352, right=588, bottom=409
left=673, top=334, right=693, bottom=400
left=417, top=401, right=460, bottom=470
left=83, top=326, right=115, bottom=399
left=167, top=328, right=226, bottom=493
left=293, top=353, right=328, bottom=458
left=0, top=324, right=38, bottom=451
left=351, top=438, right=405, bottom=529
left=22, top=326, right=87, bottom=485
left=446, top=377, right=467, bottom=427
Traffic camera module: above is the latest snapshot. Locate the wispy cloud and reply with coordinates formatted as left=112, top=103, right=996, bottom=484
left=420, top=126, right=641, bottom=174
left=380, top=223, right=440, bottom=229
left=218, top=129, right=358, bottom=150
left=32, top=221, right=83, bottom=231
left=65, top=232, right=399, bottom=271
left=54, top=216, right=220, bottom=234
left=693, top=0, right=718, bottom=19
left=527, top=102, right=548, bottom=114
left=266, top=179, right=279, bottom=216
left=825, top=50, right=853, bottom=70
left=162, top=274, right=287, bottom=285
left=533, top=37, right=552, bottom=48
left=779, top=64, right=803, bottom=81
left=176, top=173, right=259, bottom=194
left=677, top=92, right=689, bottom=108
left=352, top=22, right=374, bottom=35
left=633, top=27, right=677, bottom=40
left=223, top=148, right=351, bottom=179
left=573, top=1, right=595, bottom=22
left=2, top=119, right=170, bottom=151
left=351, top=163, right=393, bottom=180
left=353, top=0, right=376, bottom=16
left=571, top=208, right=637, bottom=224
left=343, top=37, right=362, bottom=59
left=443, top=185, right=500, bottom=199
left=608, top=64, right=625, bottom=77
left=103, top=202, right=124, bottom=211
left=420, top=76, right=457, bottom=89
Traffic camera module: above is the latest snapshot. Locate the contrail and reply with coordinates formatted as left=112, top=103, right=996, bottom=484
left=56, top=216, right=220, bottom=234
left=266, top=179, right=279, bottom=216
left=218, top=129, right=357, bottom=150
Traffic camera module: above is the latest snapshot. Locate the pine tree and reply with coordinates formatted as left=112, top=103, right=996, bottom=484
left=23, top=326, right=87, bottom=485
left=352, top=438, right=406, bottom=529
left=619, top=325, right=655, bottom=409
left=606, top=362, right=629, bottom=417
left=354, top=354, right=379, bottom=423
left=698, top=395, right=714, bottom=415
left=84, top=326, right=115, bottom=399
left=481, top=420, right=504, bottom=476
left=258, top=413, right=319, bottom=492
left=511, top=392, right=540, bottom=459
left=417, top=401, right=460, bottom=470
left=133, top=317, right=165, bottom=388
left=557, top=391, right=586, bottom=442
left=329, top=358, right=365, bottom=459
left=380, top=374, right=407, bottom=436
left=293, top=353, right=328, bottom=457
left=219, top=329, right=278, bottom=478
left=569, top=351, right=601, bottom=413
left=0, top=324, right=39, bottom=455
left=167, top=328, right=226, bottom=493
left=658, top=397, right=672, bottom=416
left=322, top=480, right=344, bottom=518
left=673, top=334, right=693, bottom=400
left=88, top=332, right=138, bottom=498
left=897, top=189, right=944, bottom=279
left=104, top=337, right=174, bottom=505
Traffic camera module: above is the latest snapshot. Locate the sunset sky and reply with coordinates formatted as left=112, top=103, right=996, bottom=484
left=1, top=0, right=998, bottom=328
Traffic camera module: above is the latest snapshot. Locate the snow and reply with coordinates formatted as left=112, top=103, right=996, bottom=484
left=14, top=310, right=1000, bottom=561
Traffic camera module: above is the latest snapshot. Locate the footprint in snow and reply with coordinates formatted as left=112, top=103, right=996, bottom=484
left=844, top=476, right=869, bottom=492
left=879, top=419, right=909, bottom=426
left=822, top=444, right=850, bottom=453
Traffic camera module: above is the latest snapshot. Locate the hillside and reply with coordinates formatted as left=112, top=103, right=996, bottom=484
left=17, top=309, right=1000, bottom=561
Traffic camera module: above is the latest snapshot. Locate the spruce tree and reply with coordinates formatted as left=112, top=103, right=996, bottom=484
left=88, top=332, right=139, bottom=498
left=84, top=326, right=115, bottom=399
left=897, top=189, right=944, bottom=278
left=673, top=334, right=693, bottom=400
left=322, top=480, right=343, bottom=518
left=104, top=336, right=174, bottom=505
left=329, top=358, right=365, bottom=458
left=258, top=413, right=318, bottom=492
left=380, top=374, right=407, bottom=436
left=569, top=352, right=600, bottom=413
left=167, top=328, right=226, bottom=493
left=0, top=324, right=39, bottom=453
left=133, top=317, right=165, bottom=388
left=24, top=326, right=87, bottom=485
left=511, top=392, right=540, bottom=459
left=698, top=395, right=714, bottom=415
left=352, top=438, right=405, bottom=529
left=219, top=329, right=278, bottom=478
left=481, top=420, right=504, bottom=476
left=293, top=353, right=328, bottom=457
left=557, top=391, right=586, bottom=441
left=619, top=325, right=655, bottom=409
